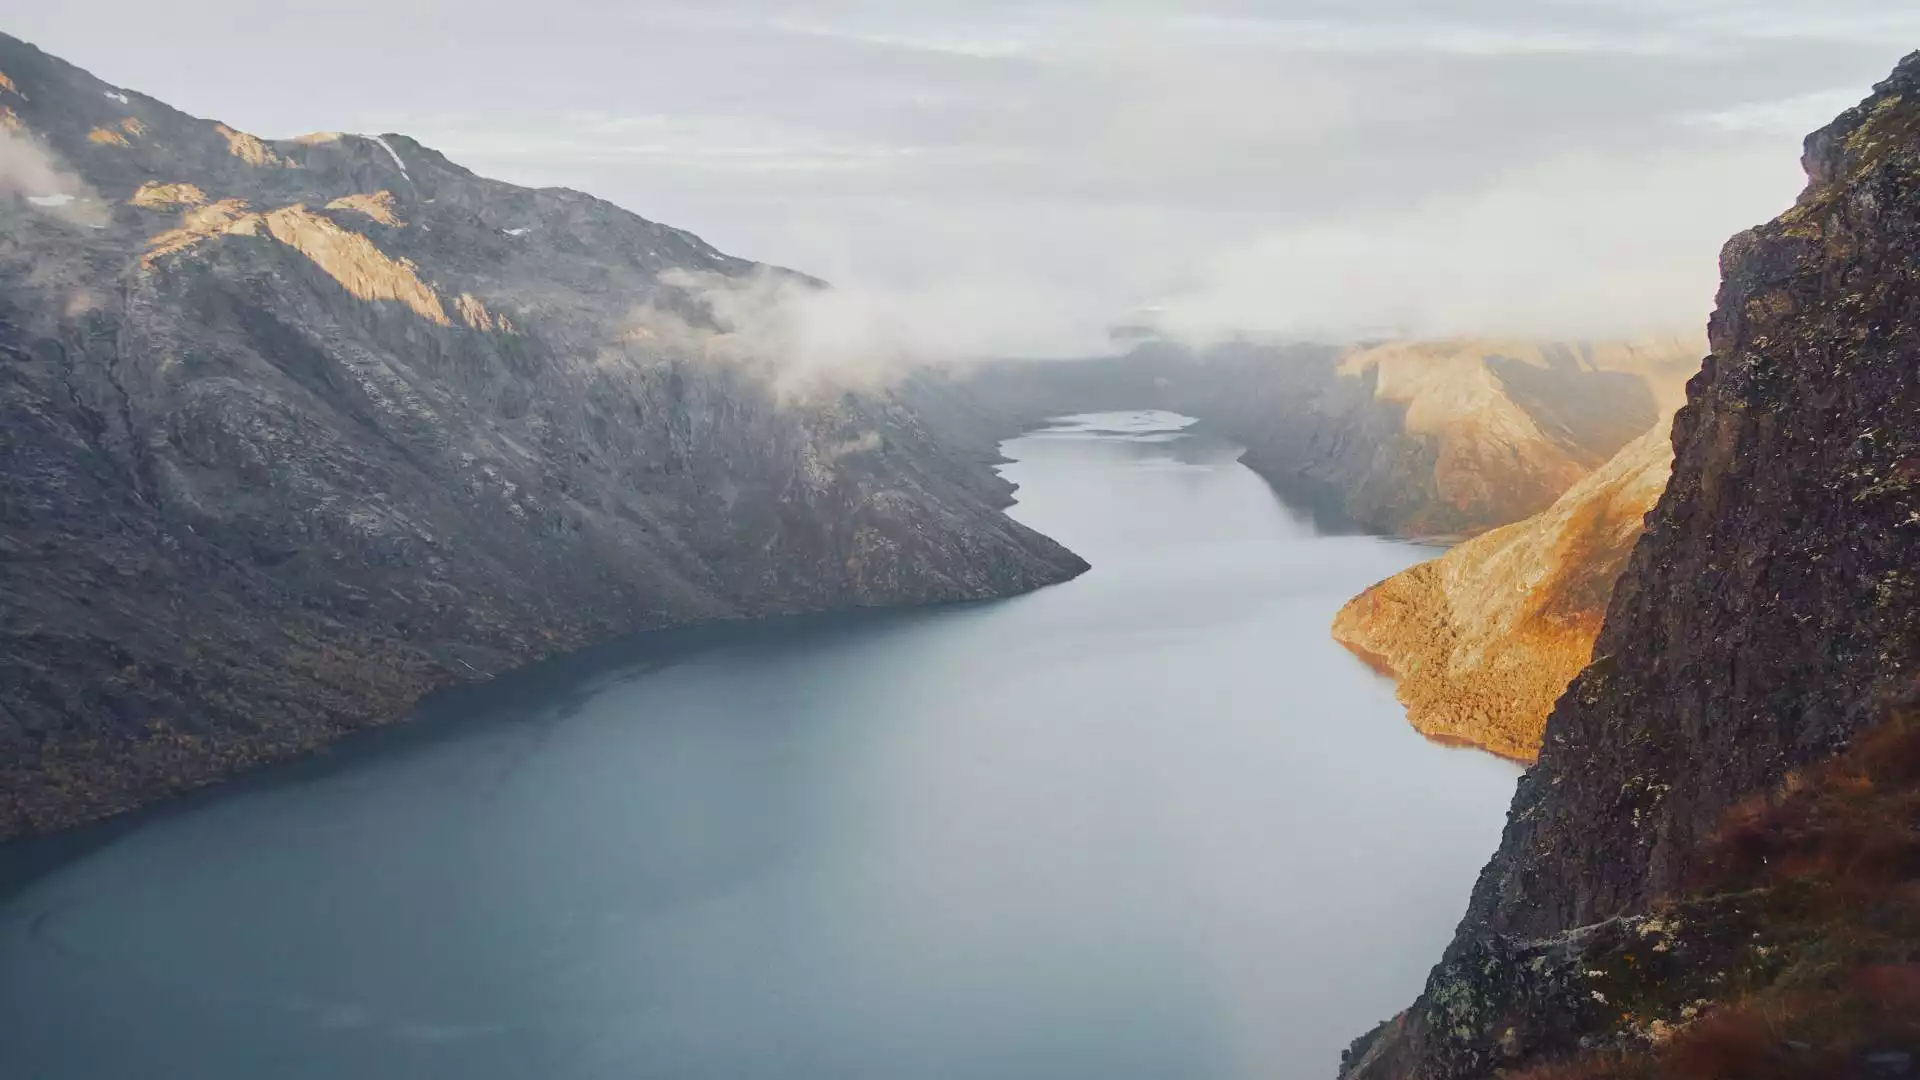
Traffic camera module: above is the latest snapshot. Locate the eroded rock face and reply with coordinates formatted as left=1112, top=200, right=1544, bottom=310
left=1342, top=50, right=1920, bottom=1080
left=1331, top=419, right=1679, bottom=762
left=0, top=34, right=1086, bottom=837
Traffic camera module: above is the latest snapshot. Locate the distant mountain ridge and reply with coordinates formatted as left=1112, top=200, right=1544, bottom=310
left=957, top=334, right=1699, bottom=538
left=1325, top=337, right=1696, bottom=536
left=0, top=33, right=1085, bottom=836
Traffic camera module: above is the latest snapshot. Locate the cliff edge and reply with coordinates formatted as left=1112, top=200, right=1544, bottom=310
left=1342, top=49, right=1920, bottom=1080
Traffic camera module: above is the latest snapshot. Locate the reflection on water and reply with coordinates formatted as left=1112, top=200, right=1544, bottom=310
left=0, top=411, right=1518, bottom=1080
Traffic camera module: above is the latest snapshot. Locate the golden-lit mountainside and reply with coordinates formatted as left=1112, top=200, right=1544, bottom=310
left=1330, top=337, right=1698, bottom=537
left=1332, top=419, right=1676, bottom=761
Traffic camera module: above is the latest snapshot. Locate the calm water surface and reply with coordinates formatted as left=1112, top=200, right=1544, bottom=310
left=0, top=412, right=1518, bottom=1080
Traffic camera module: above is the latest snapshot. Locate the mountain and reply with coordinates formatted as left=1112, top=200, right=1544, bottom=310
left=0, top=34, right=1086, bottom=838
left=1311, top=339, right=1695, bottom=537
left=957, top=335, right=1699, bottom=538
left=1330, top=417, right=1677, bottom=762
left=1341, top=51, right=1920, bottom=1080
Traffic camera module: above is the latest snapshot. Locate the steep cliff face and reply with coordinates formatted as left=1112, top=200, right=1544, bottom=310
left=1342, top=50, right=1920, bottom=1080
left=959, top=335, right=1696, bottom=538
left=0, top=35, right=1086, bottom=837
left=1331, top=419, right=1678, bottom=762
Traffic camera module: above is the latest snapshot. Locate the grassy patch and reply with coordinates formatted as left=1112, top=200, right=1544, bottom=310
left=1511, top=713, right=1920, bottom=1079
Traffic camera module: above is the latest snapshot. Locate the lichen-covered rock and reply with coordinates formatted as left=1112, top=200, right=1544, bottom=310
left=1341, top=892, right=1780, bottom=1079
left=0, top=33, right=1086, bottom=837
left=1342, top=49, right=1920, bottom=1080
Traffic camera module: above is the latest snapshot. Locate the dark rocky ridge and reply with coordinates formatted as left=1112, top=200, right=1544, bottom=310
left=1341, top=50, right=1920, bottom=1080
left=0, top=34, right=1085, bottom=838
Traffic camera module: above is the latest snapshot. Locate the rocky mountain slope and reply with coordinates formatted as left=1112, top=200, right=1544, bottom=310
left=1341, top=50, right=1920, bottom=1080
left=960, top=335, right=1698, bottom=538
left=1330, top=416, right=1679, bottom=762
left=0, top=34, right=1086, bottom=838
left=1320, top=339, right=1693, bottom=537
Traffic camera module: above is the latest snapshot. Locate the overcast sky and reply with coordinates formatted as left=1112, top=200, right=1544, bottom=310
left=13, top=2, right=1920, bottom=353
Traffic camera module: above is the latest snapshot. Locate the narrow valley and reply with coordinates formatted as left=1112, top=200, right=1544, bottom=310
left=0, top=413, right=1516, bottom=1080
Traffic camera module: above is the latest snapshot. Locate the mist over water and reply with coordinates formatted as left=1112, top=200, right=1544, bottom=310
left=0, top=412, right=1518, bottom=1080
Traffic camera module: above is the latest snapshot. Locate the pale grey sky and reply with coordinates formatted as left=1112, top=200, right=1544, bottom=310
left=13, top=2, right=1919, bottom=353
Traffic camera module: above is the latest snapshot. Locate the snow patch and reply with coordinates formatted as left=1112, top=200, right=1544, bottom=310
left=27, top=193, right=76, bottom=207
left=103, top=89, right=128, bottom=104
left=365, top=135, right=411, bottom=179
left=504, top=227, right=530, bottom=237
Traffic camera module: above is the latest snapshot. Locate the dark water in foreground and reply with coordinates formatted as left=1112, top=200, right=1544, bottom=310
left=0, top=412, right=1518, bottom=1080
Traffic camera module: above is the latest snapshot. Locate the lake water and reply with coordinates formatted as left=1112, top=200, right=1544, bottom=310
left=0, top=412, right=1519, bottom=1080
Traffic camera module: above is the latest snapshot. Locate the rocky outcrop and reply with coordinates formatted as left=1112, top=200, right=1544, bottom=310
left=0, top=34, right=1086, bottom=838
left=1331, top=419, right=1679, bottom=762
left=960, top=335, right=1698, bottom=538
left=1341, top=50, right=1920, bottom=1080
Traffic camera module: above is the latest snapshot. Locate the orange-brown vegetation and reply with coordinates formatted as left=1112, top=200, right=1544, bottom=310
left=0, top=105, right=21, bottom=133
left=0, top=70, right=17, bottom=96
left=1509, top=713, right=1920, bottom=1080
left=87, top=126, right=129, bottom=147
left=1701, top=712, right=1920, bottom=896
left=1333, top=422, right=1675, bottom=760
left=120, top=116, right=146, bottom=137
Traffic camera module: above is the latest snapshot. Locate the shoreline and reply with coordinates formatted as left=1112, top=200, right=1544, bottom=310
left=1331, top=635, right=1539, bottom=767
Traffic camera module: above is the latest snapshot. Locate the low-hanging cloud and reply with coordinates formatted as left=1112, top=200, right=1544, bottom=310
left=1153, top=142, right=1811, bottom=344
left=643, top=266, right=1122, bottom=390
left=18, top=0, right=1904, bottom=362
left=642, top=134, right=1812, bottom=376
left=0, top=128, right=109, bottom=228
